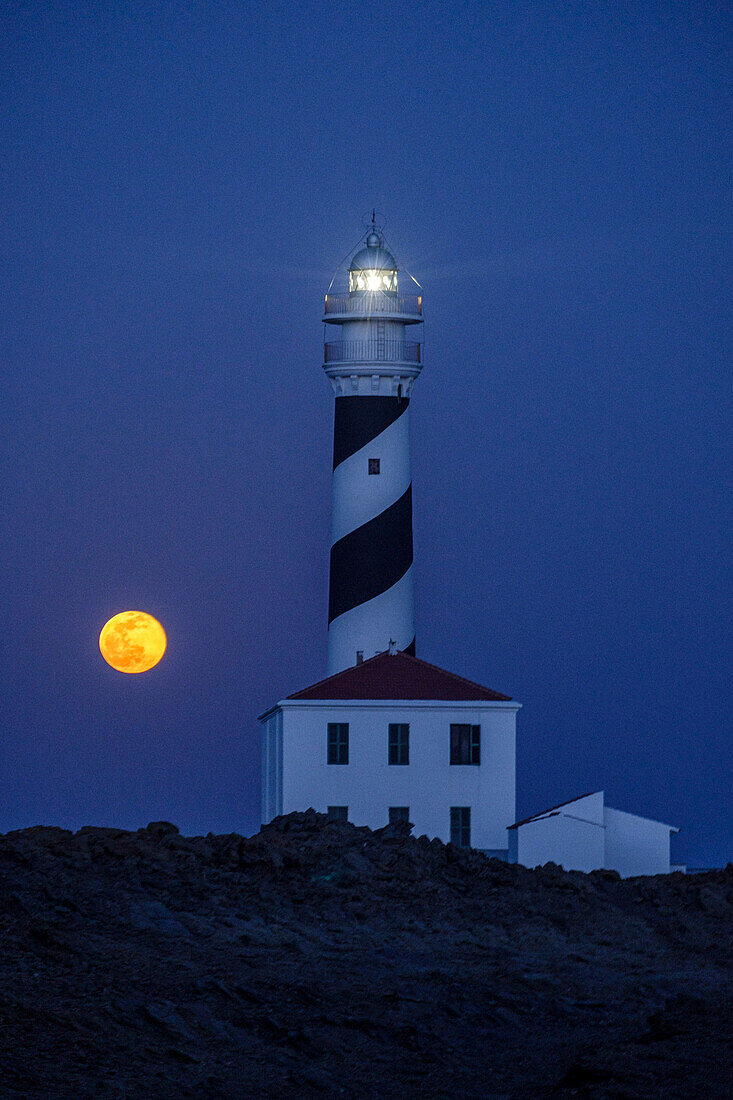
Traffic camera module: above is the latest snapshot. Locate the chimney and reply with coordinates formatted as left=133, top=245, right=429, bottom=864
left=356, top=651, right=364, bottom=665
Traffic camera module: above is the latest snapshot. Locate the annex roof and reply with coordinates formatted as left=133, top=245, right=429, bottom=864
left=508, top=793, right=601, bottom=830
left=285, top=650, right=512, bottom=702
left=508, top=792, right=678, bottom=833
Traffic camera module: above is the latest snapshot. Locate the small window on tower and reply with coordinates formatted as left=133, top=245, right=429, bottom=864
left=368, top=458, right=380, bottom=475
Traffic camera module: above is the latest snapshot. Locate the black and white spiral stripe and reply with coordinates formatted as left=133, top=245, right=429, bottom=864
left=327, top=395, right=415, bottom=674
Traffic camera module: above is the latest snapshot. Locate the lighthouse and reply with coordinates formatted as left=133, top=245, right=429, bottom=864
left=323, top=219, right=423, bottom=675
left=260, top=216, right=518, bottom=855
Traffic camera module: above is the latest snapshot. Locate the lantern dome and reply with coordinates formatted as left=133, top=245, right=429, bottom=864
left=349, top=244, right=398, bottom=274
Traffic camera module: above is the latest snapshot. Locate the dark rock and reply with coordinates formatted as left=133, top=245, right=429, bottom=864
left=0, top=813, right=730, bottom=1098
left=556, top=1062, right=614, bottom=1088
left=142, top=1001, right=195, bottom=1040
left=143, top=821, right=180, bottom=838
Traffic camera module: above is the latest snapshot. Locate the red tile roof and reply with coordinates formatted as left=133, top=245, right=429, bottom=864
left=286, top=650, right=511, bottom=702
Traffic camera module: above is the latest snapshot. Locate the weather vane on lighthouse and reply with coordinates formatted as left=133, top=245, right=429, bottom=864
left=322, top=219, right=424, bottom=675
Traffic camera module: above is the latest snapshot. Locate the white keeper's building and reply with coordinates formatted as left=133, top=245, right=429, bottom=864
left=261, top=648, right=519, bottom=856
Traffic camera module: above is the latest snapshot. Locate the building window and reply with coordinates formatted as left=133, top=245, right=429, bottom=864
left=388, top=723, right=409, bottom=765
left=327, top=723, right=349, bottom=764
left=450, top=807, right=471, bottom=848
left=368, top=458, right=380, bottom=475
left=389, top=806, right=410, bottom=825
left=328, top=805, right=348, bottom=823
left=450, top=724, right=480, bottom=765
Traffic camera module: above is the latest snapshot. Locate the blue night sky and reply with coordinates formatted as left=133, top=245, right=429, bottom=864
left=1, top=2, right=730, bottom=867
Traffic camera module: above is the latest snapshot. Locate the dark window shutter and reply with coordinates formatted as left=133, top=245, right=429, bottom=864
left=450, top=724, right=461, bottom=764
left=328, top=723, right=349, bottom=764
left=389, top=723, right=409, bottom=765
left=451, top=724, right=477, bottom=765
left=450, top=807, right=471, bottom=847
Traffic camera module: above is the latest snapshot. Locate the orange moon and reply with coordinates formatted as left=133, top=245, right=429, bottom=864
left=99, top=611, right=167, bottom=673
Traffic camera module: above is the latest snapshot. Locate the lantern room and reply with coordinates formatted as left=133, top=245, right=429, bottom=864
left=348, top=231, right=398, bottom=293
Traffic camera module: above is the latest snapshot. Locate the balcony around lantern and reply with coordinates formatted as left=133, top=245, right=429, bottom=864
left=323, top=339, right=421, bottom=365
left=323, top=292, right=423, bottom=324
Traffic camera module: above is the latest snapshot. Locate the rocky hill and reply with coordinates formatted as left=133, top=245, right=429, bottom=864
left=0, top=811, right=730, bottom=1099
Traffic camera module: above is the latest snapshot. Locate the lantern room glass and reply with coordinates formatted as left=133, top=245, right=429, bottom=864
left=349, top=268, right=398, bottom=293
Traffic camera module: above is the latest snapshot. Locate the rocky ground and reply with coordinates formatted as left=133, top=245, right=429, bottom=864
left=0, top=811, right=730, bottom=1100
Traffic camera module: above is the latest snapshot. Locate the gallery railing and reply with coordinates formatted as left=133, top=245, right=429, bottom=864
left=324, top=340, right=421, bottom=364
left=324, top=293, right=422, bottom=317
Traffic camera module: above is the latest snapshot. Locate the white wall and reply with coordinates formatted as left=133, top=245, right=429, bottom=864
left=260, top=710, right=283, bottom=823
left=262, top=699, right=518, bottom=851
left=512, top=795, right=606, bottom=873
left=604, top=807, right=673, bottom=877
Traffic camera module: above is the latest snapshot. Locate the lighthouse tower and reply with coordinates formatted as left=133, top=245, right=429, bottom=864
left=323, top=221, right=423, bottom=675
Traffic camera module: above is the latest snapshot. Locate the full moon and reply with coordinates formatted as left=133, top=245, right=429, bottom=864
left=99, top=611, right=167, bottom=674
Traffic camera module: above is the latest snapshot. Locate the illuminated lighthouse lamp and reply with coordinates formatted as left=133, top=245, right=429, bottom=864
left=348, top=232, right=398, bottom=293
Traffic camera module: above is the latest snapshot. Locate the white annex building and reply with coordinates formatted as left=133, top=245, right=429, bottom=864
left=507, top=792, right=679, bottom=877
left=259, top=217, right=680, bottom=875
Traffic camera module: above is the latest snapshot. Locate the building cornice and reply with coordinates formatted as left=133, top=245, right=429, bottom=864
left=258, top=698, right=522, bottom=721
